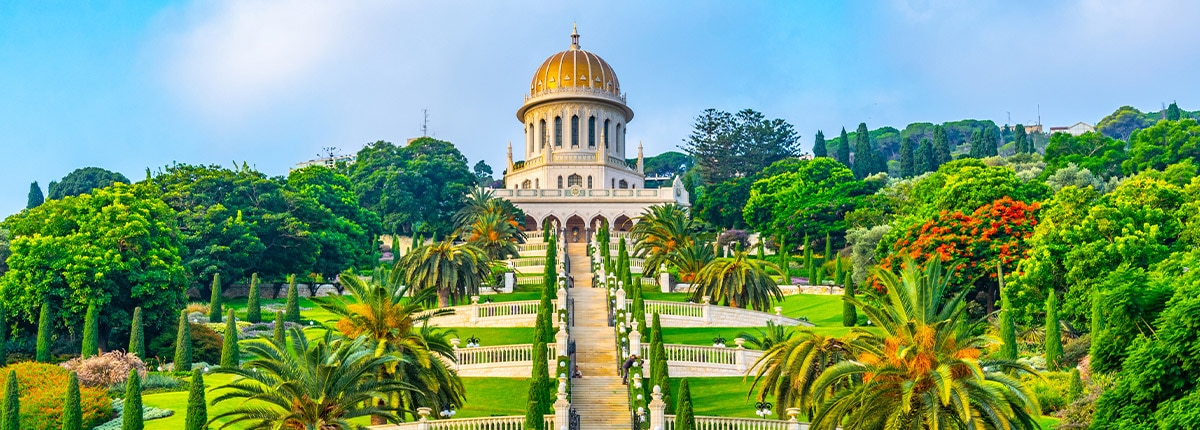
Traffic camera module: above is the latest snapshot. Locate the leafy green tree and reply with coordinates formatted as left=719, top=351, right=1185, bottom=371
left=472, top=160, right=494, bottom=186
left=220, top=310, right=239, bottom=368
left=122, top=369, right=142, bottom=430
left=674, top=379, right=695, bottom=430
left=1166, top=101, right=1182, bottom=121
left=2, top=183, right=188, bottom=360
left=173, top=310, right=192, bottom=371
left=1044, top=131, right=1127, bottom=178
left=401, top=239, right=489, bottom=307
left=811, top=130, right=827, bottom=158
left=184, top=369, right=206, bottom=430
left=62, top=372, right=81, bottom=430
left=914, top=137, right=935, bottom=174
left=48, top=167, right=129, bottom=200
left=81, top=302, right=99, bottom=358
left=1045, top=290, right=1063, bottom=371
left=35, top=302, right=50, bottom=362
left=2, top=370, right=17, bottom=430
left=208, top=274, right=222, bottom=323
left=346, top=138, right=476, bottom=236
left=1123, top=118, right=1200, bottom=174
left=25, top=182, right=42, bottom=209
left=690, top=252, right=783, bottom=311
left=639, top=151, right=694, bottom=178
left=283, top=275, right=300, bottom=323
left=933, top=125, right=953, bottom=166
left=898, top=136, right=915, bottom=177
left=286, top=166, right=382, bottom=284
left=683, top=108, right=800, bottom=183
left=1097, top=105, right=1154, bottom=141
left=246, top=273, right=261, bottom=323
left=835, top=128, right=850, bottom=166
left=128, top=307, right=144, bottom=358
left=743, top=158, right=878, bottom=247
left=841, top=277, right=856, bottom=327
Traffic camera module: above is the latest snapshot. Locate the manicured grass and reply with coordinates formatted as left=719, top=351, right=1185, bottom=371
left=660, top=326, right=867, bottom=346
left=441, top=327, right=536, bottom=346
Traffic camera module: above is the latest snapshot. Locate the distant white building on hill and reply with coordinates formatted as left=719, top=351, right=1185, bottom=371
left=293, top=154, right=356, bottom=170
left=1049, top=122, right=1095, bottom=136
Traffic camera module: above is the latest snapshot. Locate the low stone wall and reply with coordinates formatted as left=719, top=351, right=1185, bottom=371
left=630, top=300, right=814, bottom=328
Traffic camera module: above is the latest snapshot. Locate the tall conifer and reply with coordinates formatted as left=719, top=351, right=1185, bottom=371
left=835, top=128, right=851, bottom=166
left=184, top=369, right=206, bottom=430
left=811, top=130, right=827, bottom=158
left=852, top=123, right=872, bottom=178
left=915, top=138, right=935, bottom=174
left=273, top=311, right=285, bottom=345
left=842, top=278, right=857, bottom=327
left=246, top=273, right=261, bottom=323
left=128, top=307, right=144, bottom=358
left=122, top=369, right=143, bottom=430
left=173, top=310, right=192, bottom=372
left=208, top=273, right=222, bottom=323
left=285, top=274, right=300, bottom=323
left=2, top=370, right=18, bottom=430
left=26, top=182, right=43, bottom=209
left=220, top=310, right=239, bottom=368
left=81, top=302, right=100, bottom=359
left=933, top=125, right=952, bottom=167
left=674, top=379, right=695, bottom=430
left=35, top=301, right=51, bottom=362
left=62, top=372, right=82, bottom=430
left=1046, top=290, right=1063, bottom=371
left=899, top=136, right=916, bottom=177
left=998, top=265, right=1017, bottom=361
left=650, top=314, right=672, bottom=414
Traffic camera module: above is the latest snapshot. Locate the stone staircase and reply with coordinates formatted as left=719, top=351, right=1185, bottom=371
left=567, top=243, right=632, bottom=430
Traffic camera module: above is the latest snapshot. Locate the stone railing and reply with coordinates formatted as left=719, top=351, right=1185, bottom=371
left=447, top=342, right=560, bottom=377
left=426, top=299, right=541, bottom=327
left=657, top=342, right=764, bottom=377
left=492, top=187, right=677, bottom=201
left=660, top=416, right=806, bottom=430
left=368, top=414, right=555, bottom=430
left=628, top=299, right=813, bottom=327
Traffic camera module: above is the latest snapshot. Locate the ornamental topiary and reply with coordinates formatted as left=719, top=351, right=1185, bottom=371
left=0, top=362, right=111, bottom=430
left=35, top=302, right=51, bottom=363
left=208, top=273, right=222, bottom=324
left=122, top=369, right=142, bottom=430
left=61, top=372, right=82, bottom=430
left=842, top=277, right=857, bottom=327
left=184, top=369, right=205, bottom=430
left=172, top=311, right=191, bottom=371
left=674, top=379, right=695, bottom=430
left=285, top=274, right=300, bottom=323
left=128, top=307, right=144, bottom=359
left=220, top=310, right=239, bottom=368
left=246, top=273, right=262, bottom=323
left=81, top=303, right=100, bottom=359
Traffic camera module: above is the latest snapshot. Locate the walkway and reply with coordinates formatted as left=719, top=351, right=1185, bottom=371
left=566, top=242, right=630, bottom=430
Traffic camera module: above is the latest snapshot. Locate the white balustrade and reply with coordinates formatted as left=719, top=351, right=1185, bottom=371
left=638, top=300, right=705, bottom=318
left=475, top=300, right=539, bottom=318
left=661, top=416, right=793, bottom=430
left=454, top=344, right=558, bottom=366
left=663, top=344, right=737, bottom=365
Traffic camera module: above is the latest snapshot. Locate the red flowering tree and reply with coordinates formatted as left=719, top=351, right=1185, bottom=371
left=877, top=197, right=1040, bottom=312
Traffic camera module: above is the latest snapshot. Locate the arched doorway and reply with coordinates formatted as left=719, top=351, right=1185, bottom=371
left=523, top=215, right=538, bottom=232
left=614, top=215, right=634, bottom=232
left=565, top=215, right=586, bottom=243
left=589, top=215, right=608, bottom=231
left=542, top=215, right=561, bottom=235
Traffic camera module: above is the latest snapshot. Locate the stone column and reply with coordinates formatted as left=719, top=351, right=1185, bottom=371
left=659, top=265, right=671, bottom=293
left=504, top=272, right=515, bottom=293
left=734, top=338, right=747, bottom=373
left=629, top=327, right=642, bottom=357
left=615, top=287, right=626, bottom=311
left=702, top=296, right=712, bottom=325
left=416, top=408, right=432, bottom=430
left=557, top=286, right=568, bottom=310
left=554, top=377, right=571, bottom=430
left=556, top=326, right=569, bottom=357
left=775, top=306, right=784, bottom=324
left=469, top=296, right=480, bottom=324
left=449, top=338, right=461, bottom=371
left=649, top=385, right=666, bottom=430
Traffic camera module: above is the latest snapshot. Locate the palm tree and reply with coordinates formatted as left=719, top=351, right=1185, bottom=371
left=738, top=320, right=795, bottom=351
left=805, top=258, right=1041, bottom=430
left=463, top=210, right=524, bottom=260
left=669, top=236, right=716, bottom=283
left=208, top=328, right=415, bottom=429
left=401, top=239, right=490, bottom=307
left=690, top=251, right=783, bottom=311
left=632, top=203, right=698, bottom=277
left=749, top=330, right=860, bottom=419
left=314, top=267, right=464, bottom=423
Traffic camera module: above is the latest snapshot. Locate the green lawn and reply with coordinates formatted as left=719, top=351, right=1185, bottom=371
left=143, top=375, right=529, bottom=429
left=641, top=292, right=847, bottom=326
left=440, top=327, right=536, bottom=346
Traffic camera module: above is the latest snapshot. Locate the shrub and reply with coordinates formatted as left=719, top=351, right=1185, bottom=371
left=1062, top=333, right=1091, bottom=369
left=239, top=321, right=304, bottom=340
left=59, top=351, right=147, bottom=388
left=0, top=362, right=112, bottom=430
left=150, top=323, right=222, bottom=367
left=1023, top=371, right=1071, bottom=414
left=138, top=373, right=186, bottom=395
left=183, top=303, right=209, bottom=316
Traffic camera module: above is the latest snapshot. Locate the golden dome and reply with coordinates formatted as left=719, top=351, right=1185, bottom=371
left=529, top=27, right=621, bottom=98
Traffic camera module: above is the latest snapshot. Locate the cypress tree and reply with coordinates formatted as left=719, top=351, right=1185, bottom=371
left=285, top=274, right=300, bottom=323
left=842, top=277, right=857, bottom=327
left=208, top=273, right=222, bottom=323
left=650, top=314, right=672, bottom=414
left=173, top=310, right=192, bottom=372
left=756, top=240, right=764, bottom=260
left=822, top=233, right=832, bottom=277
left=811, top=130, right=827, bottom=158
left=36, top=301, right=51, bottom=362
left=968, top=130, right=985, bottom=158
left=0, top=301, right=7, bottom=364
left=273, top=311, right=285, bottom=345
left=933, top=125, right=952, bottom=167
left=81, top=302, right=99, bottom=359
left=27, top=182, right=43, bottom=209
left=1045, top=290, right=1063, bottom=371
left=852, top=123, right=872, bottom=179
left=777, top=235, right=789, bottom=282
left=835, top=128, right=851, bottom=167
left=674, top=379, right=695, bottom=430
left=802, top=236, right=815, bottom=284
left=122, top=369, right=143, bottom=430
left=62, top=372, right=82, bottom=430
left=524, top=324, right=549, bottom=430
left=1068, top=368, right=1083, bottom=401
left=915, top=138, right=935, bottom=174
left=391, top=235, right=401, bottom=259
left=998, top=265, right=1017, bottom=361
left=1014, top=124, right=1029, bottom=154
left=184, top=369, right=206, bottom=430
left=983, top=127, right=999, bottom=157
left=220, top=310, right=239, bottom=368
left=899, top=136, right=915, bottom=177
left=2, top=370, right=18, bottom=430
left=246, top=273, right=261, bottom=323
left=543, top=235, right=558, bottom=299
left=128, top=307, right=144, bottom=358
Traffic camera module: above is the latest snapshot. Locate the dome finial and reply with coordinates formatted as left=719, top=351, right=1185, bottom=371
left=570, top=23, right=580, bottom=50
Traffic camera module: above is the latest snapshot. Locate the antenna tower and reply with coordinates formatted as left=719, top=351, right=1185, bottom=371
left=421, top=109, right=430, bottom=137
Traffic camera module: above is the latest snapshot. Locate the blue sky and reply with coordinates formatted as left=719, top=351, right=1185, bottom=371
left=2, top=0, right=1198, bottom=216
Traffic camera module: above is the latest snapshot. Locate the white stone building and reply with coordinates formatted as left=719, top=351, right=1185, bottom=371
left=1049, top=121, right=1095, bottom=136
left=495, top=27, right=688, bottom=242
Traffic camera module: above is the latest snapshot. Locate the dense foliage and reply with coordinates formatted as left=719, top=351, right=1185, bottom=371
left=683, top=108, right=800, bottom=184
left=48, top=167, right=130, bottom=200
left=0, top=362, right=111, bottom=430
left=345, top=137, right=476, bottom=236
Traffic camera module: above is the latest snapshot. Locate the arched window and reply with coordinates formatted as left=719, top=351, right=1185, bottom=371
left=527, top=123, right=533, bottom=154
left=588, top=117, right=596, bottom=147
left=616, top=123, right=623, bottom=154
left=611, top=179, right=615, bottom=188
left=557, top=175, right=563, bottom=189
left=587, top=175, right=593, bottom=189
left=521, top=179, right=531, bottom=189
left=539, top=119, right=547, bottom=149
left=535, top=178, right=539, bottom=189
left=603, top=119, right=611, bottom=148
left=618, top=179, right=628, bottom=189
left=554, top=117, right=563, bottom=147
left=571, top=115, right=580, bottom=147
left=568, top=174, right=582, bottom=187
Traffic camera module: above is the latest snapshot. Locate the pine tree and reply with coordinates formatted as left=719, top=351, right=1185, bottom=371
left=1014, top=124, right=1029, bottom=154
left=246, top=273, right=261, bottom=323
left=852, top=123, right=873, bottom=178
left=899, top=136, right=915, bottom=177
left=811, top=130, right=827, bottom=158
left=81, top=302, right=100, bottom=359
left=842, top=277, right=857, bottom=327
left=62, top=372, right=82, bottom=430
left=998, top=265, right=1017, bottom=361
left=915, top=138, right=935, bottom=174
left=35, top=301, right=51, bottom=362
left=128, top=307, right=144, bottom=358
left=674, top=379, right=695, bottom=430
left=1045, top=290, right=1063, bottom=371
left=208, top=273, right=222, bottom=323
left=26, top=182, right=43, bottom=209
left=184, top=369, right=206, bottom=430
left=1068, top=368, right=1083, bottom=401
left=2, top=370, right=17, bottom=430
left=173, top=310, right=192, bottom=372
left=122, top=369, right=143, bottom=430
left=220, top=310, right=239, bottom=368
left=835, top=127, right=852, bottom=167
left=933, top=125, right=952, bottom=167
left=285, top=274, right=300, bottom=323
left=1166, top=102, right=1182, bottom=121
left=982, top=127, right=999, bottom=157
left=272, top=311, right=285, bottom=345
left=650, top=314, right=672, bottom=414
